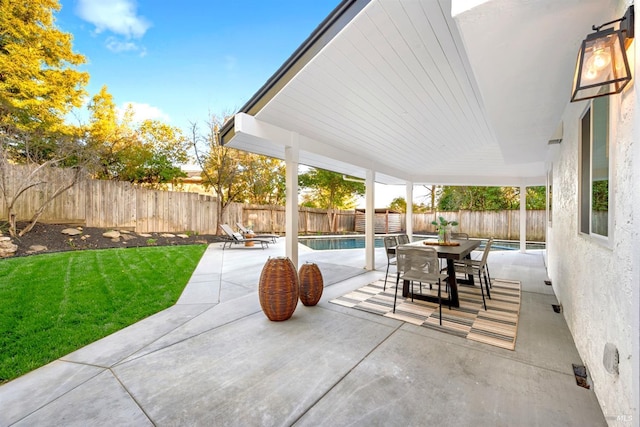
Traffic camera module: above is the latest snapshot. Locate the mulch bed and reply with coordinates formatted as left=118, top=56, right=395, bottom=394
left=3, top=222, right=227, bottom=258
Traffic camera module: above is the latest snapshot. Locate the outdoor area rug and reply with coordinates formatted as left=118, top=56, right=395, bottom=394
left=330, top=278, right=521, bottom=350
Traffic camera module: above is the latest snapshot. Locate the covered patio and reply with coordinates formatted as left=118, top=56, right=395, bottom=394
left=0, top=242, right=606, bottom=425
left=1, top=0, right=635, bottom=424
left=220, top=0, right=606, bottom=266
left=219, top=0, right=639, bottom=421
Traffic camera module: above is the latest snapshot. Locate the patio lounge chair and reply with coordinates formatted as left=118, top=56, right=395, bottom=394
left=236, top=222, right=279, bottom=243
left=220, top=224, right=271, bottom=249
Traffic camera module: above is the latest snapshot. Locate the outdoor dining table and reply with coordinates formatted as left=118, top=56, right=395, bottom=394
left=398, top=238, right=481, bottom=308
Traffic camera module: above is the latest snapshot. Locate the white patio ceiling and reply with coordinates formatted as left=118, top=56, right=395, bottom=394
left=222, top=0, right=619, bottom=186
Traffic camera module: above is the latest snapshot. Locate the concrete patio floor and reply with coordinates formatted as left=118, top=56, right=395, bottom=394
left=0, top=241, right=607, bottom=426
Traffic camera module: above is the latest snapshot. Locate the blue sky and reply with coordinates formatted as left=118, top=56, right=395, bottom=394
left=56, top=0, right=338, bottom=130
left=54, top=0, right=422, bottom=207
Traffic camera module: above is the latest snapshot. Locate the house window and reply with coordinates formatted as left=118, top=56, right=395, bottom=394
left=579, top=96, right=609, bottom=237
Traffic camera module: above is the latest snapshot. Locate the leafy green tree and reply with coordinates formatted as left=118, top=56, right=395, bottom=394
left=298, top=168, right=365, bottom=232
left=126, top=119, right=189, bottom=186
left=0, top=1, right=91, bottom=236
left=193, top=116, right=250, bottom=233
left=527, top=186, right=547, bottom=209
left=388, top=197, right=430, bottom=213
left=86, top=86, right=188, bottom=186
left=437, top=186, right=545, bottom=211
left=192, top=114, right=288, bottom=233
left=388, top=197, right=407, bottom=212
left=242, top=154, right=286, bottom=205
left=418, top=184, right=438, bottom=211
left=0, top=0, right=88, bottom=140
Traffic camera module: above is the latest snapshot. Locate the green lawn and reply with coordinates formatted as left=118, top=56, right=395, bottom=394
left=0, top=245, right=207, bottom=384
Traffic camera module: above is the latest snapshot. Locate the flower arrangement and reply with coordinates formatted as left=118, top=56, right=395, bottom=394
left=431, top=216, right=458, bottom=243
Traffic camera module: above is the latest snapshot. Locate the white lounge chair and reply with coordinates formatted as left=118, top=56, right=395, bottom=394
left=219, top=224, right=271, bottom=249
left=235, top=222, right=279, bottom=243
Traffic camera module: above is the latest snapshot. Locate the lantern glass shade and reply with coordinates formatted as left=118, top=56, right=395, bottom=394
left=571, top=28, right=631, bottom=102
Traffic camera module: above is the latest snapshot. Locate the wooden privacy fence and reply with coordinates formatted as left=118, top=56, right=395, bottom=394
left=406, top=211, right=546, bottom=241
left=238, top=206, right=355, bottom=235
left=1, top=164, right=221, bottom=234
left=1, top=164, right=546, bottom=240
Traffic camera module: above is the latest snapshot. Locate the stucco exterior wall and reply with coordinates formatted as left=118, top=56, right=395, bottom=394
left=547, top=30, right=638, bottom=424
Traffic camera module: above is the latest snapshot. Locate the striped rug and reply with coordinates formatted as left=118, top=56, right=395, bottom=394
left=330, top=278, right=521, bottom=350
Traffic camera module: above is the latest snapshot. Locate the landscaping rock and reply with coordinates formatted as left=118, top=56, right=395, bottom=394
left=8, top=222, right=225, bottom=257
left=27, top=245, right=48, bottom=253
left=160, top=233, right=176, bottom=238
left=177, top=234, right=189, bottom=239
left=0, top=239, right=18, bottom=258
left=62, top=228, right=83, bottom=236
left=103, top=230, right=121, bottom=239
left=121, top=234, right=136, bottom=241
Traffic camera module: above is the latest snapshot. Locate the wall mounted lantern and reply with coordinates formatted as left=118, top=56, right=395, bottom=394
left=571, top=5, right=634, bottom=102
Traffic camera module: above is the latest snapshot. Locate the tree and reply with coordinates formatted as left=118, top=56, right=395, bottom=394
left=437, top=186, right=546, bottom=211
left=125, top=119, right=189, bottom=186
left=527, top=186, right=547, bottom=210
left=418, top=184, right=438, bottom=211
left=388, top=197, right=430, bottom=213
left=298, top=168, right=365, bottom=232
left=0, top=0, right=88, bottom=139
left=192, top=114, right=288, bottom=233
left=241, top=154, right=286, bottom=205
left=0, top=131, right=87, bottom=237
left=86, top=86, right=189, bottom=186
left=192, top=116, right=247, bottom=233
left=0, top=1, right=90, bottom=236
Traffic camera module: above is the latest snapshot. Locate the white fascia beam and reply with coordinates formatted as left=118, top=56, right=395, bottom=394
left=408, top=174, right=547, bottom=187
left=235, top=114, right=409, bottom=182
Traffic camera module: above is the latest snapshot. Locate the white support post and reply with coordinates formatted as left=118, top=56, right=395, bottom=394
left=285, top=138, right=299, bottom=268
left=520, top=185, right=526, bottom=253
left=405, top=182, right=414, bottom=240
left=365, top=170, right=375, bottom=270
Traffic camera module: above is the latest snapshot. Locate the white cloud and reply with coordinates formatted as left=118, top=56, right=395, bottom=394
left=105, top=37, right=138, bottom=53
left=76, top=0, right=151, bottom=39
left=117, top=102, right=171, bottom=123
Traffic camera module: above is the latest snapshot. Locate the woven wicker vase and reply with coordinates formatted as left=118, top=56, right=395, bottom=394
left=299, top=262, right=323, bottom=306
left=259, top=257, right=299, bottom=321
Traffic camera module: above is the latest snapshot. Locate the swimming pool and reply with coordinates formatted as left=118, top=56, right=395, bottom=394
left=298, top=236, right=545, bottom=251
left=298, top=236, right=384, bottom=250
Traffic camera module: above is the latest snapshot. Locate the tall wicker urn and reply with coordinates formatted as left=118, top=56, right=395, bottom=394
left=259, top=257, right=299, bottom=321
left=298, top=262, right=323, bottom=306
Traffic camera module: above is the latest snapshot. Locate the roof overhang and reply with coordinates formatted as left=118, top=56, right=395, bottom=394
left=220, top=0, right=621, bottom=187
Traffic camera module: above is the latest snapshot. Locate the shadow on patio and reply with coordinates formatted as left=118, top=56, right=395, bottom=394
left=0, top=242, right=606, bottom=426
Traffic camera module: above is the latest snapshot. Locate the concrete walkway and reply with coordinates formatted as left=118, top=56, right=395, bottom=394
left=0, top=242, right=607, bottom=426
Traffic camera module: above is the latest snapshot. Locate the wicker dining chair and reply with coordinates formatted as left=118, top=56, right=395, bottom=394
left=383, top=236, right=398, bottom=291
left=393, top=246, right=449, bottom=325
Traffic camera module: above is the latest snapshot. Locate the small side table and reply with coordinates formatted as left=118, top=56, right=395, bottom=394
left=244, top=233, right=255, bottom=247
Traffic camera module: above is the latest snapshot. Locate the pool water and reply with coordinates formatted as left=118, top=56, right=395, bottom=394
left=298, top=236, right=545, bottom=251
left=299, top=237, right=384, bottom=250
